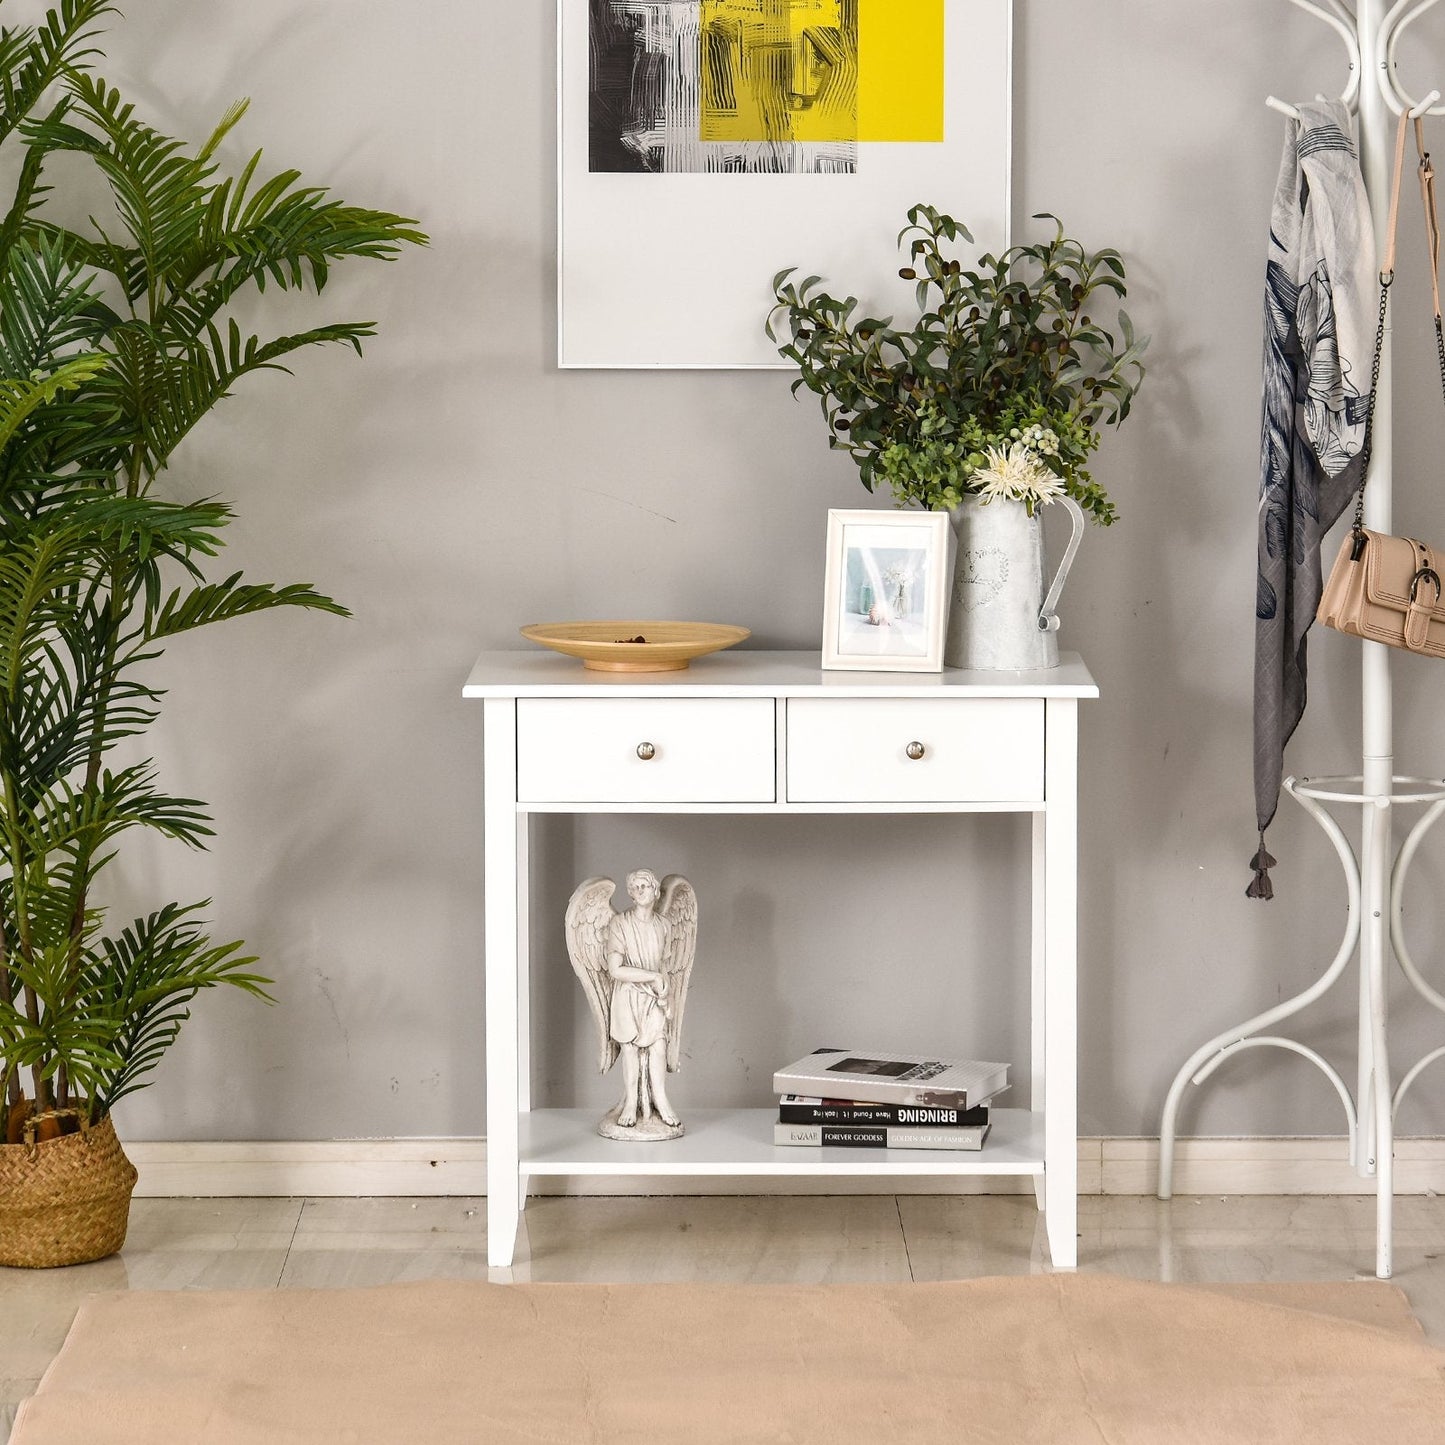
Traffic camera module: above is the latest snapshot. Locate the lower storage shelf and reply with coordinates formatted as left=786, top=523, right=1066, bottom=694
left=517, top=1107, right=1045, bottom=1177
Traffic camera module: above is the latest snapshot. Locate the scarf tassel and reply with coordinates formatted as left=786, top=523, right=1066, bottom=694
left=1245, top=832, right=1277, bottom=900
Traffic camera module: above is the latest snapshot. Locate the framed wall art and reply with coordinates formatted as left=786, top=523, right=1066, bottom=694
left=821, top=509, right=953, bottom=672
left=558, top=0, right=1012, bottom=369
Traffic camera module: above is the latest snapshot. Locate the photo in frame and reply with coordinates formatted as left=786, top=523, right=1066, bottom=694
left=821, top=510, right=953, bottom=672
left=558, top=0, right=1012, bottom=369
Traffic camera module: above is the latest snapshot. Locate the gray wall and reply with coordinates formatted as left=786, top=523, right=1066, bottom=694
left=73, top=1, right=1445, bottom=1144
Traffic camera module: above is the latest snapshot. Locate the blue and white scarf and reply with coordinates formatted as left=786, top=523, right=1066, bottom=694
left=1252, top=100, right=1375, bottom=898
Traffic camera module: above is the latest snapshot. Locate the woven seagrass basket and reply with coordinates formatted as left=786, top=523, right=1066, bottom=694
left=0, top=1111, right=138, bottom=1268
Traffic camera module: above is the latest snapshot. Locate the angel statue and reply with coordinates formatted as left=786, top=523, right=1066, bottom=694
left=565, top=869, right=698, bottom=1141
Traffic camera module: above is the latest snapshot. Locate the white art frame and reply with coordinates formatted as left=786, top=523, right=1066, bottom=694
left=821, top=509, right=953, bottom=672
left=558, top=0, right=1013, bottom=370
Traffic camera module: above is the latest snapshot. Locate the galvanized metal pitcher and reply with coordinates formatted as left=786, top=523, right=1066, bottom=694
left=943, top=494, right=1086, bottom=671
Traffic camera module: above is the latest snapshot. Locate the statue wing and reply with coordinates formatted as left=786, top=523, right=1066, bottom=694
left=658, top=875, right=697, bottom=1072
left=565, top=877, right=619, bottom=1075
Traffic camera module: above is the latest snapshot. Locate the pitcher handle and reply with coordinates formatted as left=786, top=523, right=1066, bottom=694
left=1037, top=495, right=1086, bottom=633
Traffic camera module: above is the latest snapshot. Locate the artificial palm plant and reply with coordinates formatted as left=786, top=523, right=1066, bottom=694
left=0, top=0, right=425, bottom=1159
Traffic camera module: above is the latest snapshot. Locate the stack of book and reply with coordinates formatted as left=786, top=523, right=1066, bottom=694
left=771, top=1048, right=1010, bottom=1151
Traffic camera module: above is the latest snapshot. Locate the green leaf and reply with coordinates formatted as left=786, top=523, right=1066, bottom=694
left=148, top=573, right=348, bottom=639
left=85, top=901, right=271, bottom=1114
left=0, top=0, right=116, bottom=150
left=0, top=351, right=107, bottom=456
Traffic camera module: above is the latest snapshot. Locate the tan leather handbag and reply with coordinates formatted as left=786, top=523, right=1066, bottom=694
left=1318, top=113, right=1445, bottom=658
left=1318, top=529, right=1445, bottom=655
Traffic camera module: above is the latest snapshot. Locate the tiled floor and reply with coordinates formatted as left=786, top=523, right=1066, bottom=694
left=5, top=1192, right=1445, bottom=1439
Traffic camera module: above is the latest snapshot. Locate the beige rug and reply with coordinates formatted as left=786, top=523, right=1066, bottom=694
left=13, top=1274, right=1445, bottom=1443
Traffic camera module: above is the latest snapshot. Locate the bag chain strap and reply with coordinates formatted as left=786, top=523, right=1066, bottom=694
left=1436, top=307, right=1445, bottom=408
left=1351, top=113, right=1445, bottom=555
left=1352, top=275, right=1391, bottom=554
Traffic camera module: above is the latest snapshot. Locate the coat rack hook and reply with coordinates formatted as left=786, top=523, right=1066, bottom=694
left=1380, top=0, right=1445, bottom=114
left=1281, top=0, right=1363, bottom=105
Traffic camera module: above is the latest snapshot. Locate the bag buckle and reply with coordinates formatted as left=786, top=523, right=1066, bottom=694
left=1411, top=566, right=1441, bottom=602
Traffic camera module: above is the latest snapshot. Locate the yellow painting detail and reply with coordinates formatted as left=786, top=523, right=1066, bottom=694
left=699, top=1, right=855, bottom=146
left=698, top=0, right=943, bottom=148
left=859, top=0, right=944, bottom=143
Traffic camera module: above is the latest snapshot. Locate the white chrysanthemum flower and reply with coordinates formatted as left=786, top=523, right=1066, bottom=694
left=1026, top=468, right=1065, bottom=504
left=974, top=443, right=1065, bottom=508
left=976, top=460, right=1017, bottom=502
left=975, top=443, right=1044, bottom=493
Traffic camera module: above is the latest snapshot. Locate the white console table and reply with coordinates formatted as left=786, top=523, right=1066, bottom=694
left=464, top=649, right=1097, bottom=1269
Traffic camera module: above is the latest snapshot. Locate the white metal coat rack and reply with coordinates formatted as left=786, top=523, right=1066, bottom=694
left=1157, top=0, right=1445, bottom=1280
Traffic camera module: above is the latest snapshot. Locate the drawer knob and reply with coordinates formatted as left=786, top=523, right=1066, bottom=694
left=905, top=741, right=927, bottom=761
left=636, top=741, right=657, bottom=761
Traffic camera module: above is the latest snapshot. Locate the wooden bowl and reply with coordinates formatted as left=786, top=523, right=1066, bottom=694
left=519, top=621, right=750, bottom=672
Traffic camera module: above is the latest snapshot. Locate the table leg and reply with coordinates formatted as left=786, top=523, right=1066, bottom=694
left=1043, top=699, right=1078, bottom=1270
left=1031, top=809, right=1047, bottom=1212
left=484, top=698, right=521, bottom=1268
left=517, top=811, right=531, bottom=1216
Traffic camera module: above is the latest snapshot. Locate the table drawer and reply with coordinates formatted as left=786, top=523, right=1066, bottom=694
left=785, top=698, right=1044, bottom=803
left=516, top=699, right=776, bottom=803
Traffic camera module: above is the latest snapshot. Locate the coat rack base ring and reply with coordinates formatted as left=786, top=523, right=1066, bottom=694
left=1158, top=770, right=1445, bottom=1279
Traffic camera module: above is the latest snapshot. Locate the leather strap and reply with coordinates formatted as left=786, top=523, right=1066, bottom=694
left=1416, top=117, right=1442, bottom=320
left=1382, top=110, right=1411, bottom=280
left=1381, top=112, right=1441, bottom=311
left=1405, top=539, right=1439, bottom=651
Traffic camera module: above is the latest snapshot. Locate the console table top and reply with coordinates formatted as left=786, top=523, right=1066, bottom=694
left=463, top=649, right=1098, bottom=699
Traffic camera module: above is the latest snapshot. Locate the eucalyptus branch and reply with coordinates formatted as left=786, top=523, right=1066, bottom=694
left=768, top=206, right=1147, bottom=521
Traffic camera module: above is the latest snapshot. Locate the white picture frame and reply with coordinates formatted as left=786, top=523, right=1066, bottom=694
left=558, top=0, right=1013, bottom=369
left=821, top=509, right=953, bottom=672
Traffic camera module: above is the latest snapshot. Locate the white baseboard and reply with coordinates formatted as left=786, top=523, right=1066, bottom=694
left=126, top=1136, right=1445, bottom=1199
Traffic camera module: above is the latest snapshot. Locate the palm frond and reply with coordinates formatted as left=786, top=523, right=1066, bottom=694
left=0, top=96, right=69, bottom=263
left=0, top=234, right=107, bottom=377
left=0, top=237, right=120, bottom=492
left=19, top=761, right=213, bottom=856
left=94, top=317, right=380, bottom=481
left=0, top=929, right=126, bottom=1089
left=0, top=0, right=115, bottom=147
left=149, top=572, right=348, bottom=639
left=0, top=985, right=123, bottom=1102
left=50, top=70, right=217, bottom=304
left=82, top=901, right=269, bottom=1114
left=4, top=642, right=160, bottom=807
left=0, top=351, right=107, bottom=452
left=55, top=490, right=232, bottom=560
left=0, top=850, right=99, bottom=959
left=160, top=165, right=425, bottom=331
left=0, top=521, right=92, bottom=697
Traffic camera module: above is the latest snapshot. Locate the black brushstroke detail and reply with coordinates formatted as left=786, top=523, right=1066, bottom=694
left=587, top=0, right=858, bottom=175
left=1297, top=122, right=1356, bottom=160
left=1257, top=573, right=1277, bottom=621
